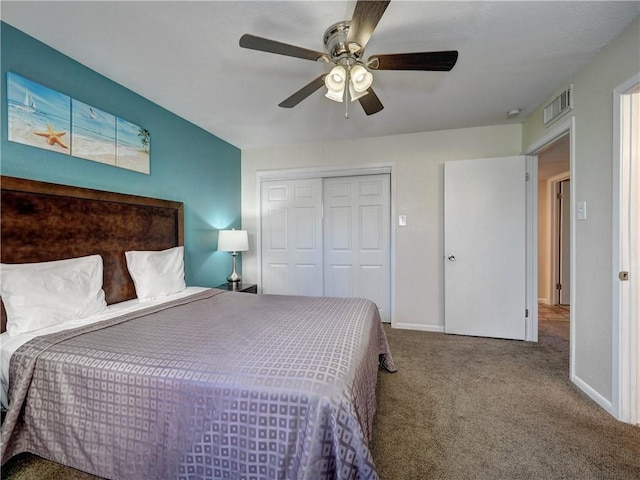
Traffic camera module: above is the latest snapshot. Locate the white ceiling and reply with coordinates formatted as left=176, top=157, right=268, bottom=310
left=2, top=1, right=639, bottom=150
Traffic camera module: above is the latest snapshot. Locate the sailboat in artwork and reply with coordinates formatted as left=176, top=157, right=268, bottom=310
left=17, top=87, right=36, bottom=113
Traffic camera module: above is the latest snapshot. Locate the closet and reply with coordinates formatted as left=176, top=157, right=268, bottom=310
left=260, top=173, right=391, bottom=322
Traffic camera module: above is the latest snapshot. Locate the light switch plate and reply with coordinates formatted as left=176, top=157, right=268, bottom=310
left=577, top=201, right=587, bottom=221
left=399, top=215, right=407, bottom=226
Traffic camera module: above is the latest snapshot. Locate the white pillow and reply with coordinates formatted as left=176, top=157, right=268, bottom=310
left=125, top=246, right=186, bottom=300
left=1, top=255, right=108, bottom=337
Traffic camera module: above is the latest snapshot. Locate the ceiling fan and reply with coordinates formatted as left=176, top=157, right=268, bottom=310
left=239, top=0, right=458, bottom=117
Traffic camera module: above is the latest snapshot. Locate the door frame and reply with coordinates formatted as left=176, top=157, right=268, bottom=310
left=549, top=172, right=571, bottom=306
left=612, top=73, right=640, bottom=424
left=255, top=162, right=396, bottom=323
left=526, top=117, right=575, bottom=358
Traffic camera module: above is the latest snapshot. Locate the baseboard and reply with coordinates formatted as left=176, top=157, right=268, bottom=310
left=392, top=322, right=445, bottom=332
left=538, top=297, right=549, bottom=305
left=572, top=373, right=614, bottom=416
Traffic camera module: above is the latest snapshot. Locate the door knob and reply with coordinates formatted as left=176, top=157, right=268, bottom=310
left=447, top=254, right=455, bottom=261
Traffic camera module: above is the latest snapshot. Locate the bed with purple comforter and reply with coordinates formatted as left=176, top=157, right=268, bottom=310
left=1, top=288, right=396, bottom=479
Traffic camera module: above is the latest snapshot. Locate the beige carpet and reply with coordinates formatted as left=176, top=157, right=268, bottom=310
left=370, top=320, right=640, bottom=479
left=3, top=319, right=639, bottom=479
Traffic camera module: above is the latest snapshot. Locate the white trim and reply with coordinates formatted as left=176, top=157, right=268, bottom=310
left=255, top=162, right=397, bottom=324
left=255, top=179, right=263, bottom=293
left=389, top=165, right=398, bottom=330
left=547, top=172, right=571, bottom=183
left=538, top=298, right=549, bottom=305
left=612, top=72, right=640, bottom=424
left=525, top=117, right=575, bottom=375
left=393, top=322, right=445, bottom=333
left=548, top=172, right=570, bottom=306
left=525, top=155, right=538, bottom=342
left=256, top=163, right=392, bottom=181
left=568, top=123, right=577, bottom=388
left=572, top=373, right=614, bottom=415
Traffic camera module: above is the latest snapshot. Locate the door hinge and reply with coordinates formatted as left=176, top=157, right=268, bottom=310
left=556, top=283, right=562, bottom=290
left=557, top=192, right=563, bottom=199
left=525, top=172, right=530, bottom=181
left=525, top=308, right=529, bottom=318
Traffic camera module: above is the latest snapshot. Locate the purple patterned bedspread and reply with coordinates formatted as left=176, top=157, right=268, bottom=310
left=1, top=289, right=396, bottom=479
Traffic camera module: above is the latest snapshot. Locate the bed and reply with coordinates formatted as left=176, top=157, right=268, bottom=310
left=0, top=176, right=396, bottom=479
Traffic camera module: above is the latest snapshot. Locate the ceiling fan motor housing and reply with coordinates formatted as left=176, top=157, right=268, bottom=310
left=323, top=21, right=362, bottom=65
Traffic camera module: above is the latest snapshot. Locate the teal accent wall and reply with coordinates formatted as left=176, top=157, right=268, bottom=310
left=1, top=22, right=242, bottom=288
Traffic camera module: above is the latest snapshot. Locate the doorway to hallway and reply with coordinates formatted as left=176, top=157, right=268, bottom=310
left=536, top=131, right=571, bottom=369
left=538, top=134, right=571, bottom=310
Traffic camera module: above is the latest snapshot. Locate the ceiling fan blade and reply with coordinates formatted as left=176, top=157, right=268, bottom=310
left=358, top=88, right=384, bottom=116
left=347, top=0, right=391, bottom=53
left=278, top=75, right=327, bottom=108
left=240, top=34, right=328, bottom=62
left=368, top=51, right=459, bottom=71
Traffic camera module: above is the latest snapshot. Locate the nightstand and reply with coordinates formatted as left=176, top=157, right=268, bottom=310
left=215, top=283, right=258, bottom=294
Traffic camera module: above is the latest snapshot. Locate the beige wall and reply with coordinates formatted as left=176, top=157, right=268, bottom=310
left=523, top=17, right=640, bottom=404
left=242, top=124, right=522, bottom=331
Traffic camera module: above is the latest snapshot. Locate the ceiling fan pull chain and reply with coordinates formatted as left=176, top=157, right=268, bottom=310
left=345, top=70, right=350, bottom=119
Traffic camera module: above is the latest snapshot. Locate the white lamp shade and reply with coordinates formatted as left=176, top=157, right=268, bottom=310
left=350, top=64, right=373, bottom=92
left=218, top=229, right=249, bottom=252
left=325, top=65, right=346, bottom=102
left=349, top=83, right=369, bottom=101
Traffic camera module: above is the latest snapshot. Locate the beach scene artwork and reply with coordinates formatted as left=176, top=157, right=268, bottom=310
left=72, top=99, right=116, bottom=165
left=116, top=117, right=150, bottom=174
left=7, top=72, right=150, bottom=174
left=7, top=72, right=71, bottom=154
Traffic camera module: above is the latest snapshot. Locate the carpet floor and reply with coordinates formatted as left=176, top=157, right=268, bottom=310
left=2, top=317, right=639, bottom=479
left=370, top=319, right=640, bottom=479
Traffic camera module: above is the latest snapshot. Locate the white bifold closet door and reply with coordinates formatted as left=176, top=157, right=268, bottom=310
left=261, top=174, right=391, bottom=322
left=260, top=178, right=324, bottom=296
left=323, top=175, right=391, bottom=322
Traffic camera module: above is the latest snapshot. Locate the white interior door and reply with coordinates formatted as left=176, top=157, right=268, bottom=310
left=261, top=178, right=323, bottom=295
left=324, top=175, right=391, bottom=322
left=444, top=156, right=527, bottom=340
left=559, top=179, right=571, bottom=305
left=615, top=82, right=639, bottom=424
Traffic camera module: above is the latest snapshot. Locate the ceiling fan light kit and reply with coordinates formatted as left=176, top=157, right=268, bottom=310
left=325, top=65, right=347, bottom=101
left=325, top=63, right=373, bottom=104
left=239, top=0, right=458, bottom=117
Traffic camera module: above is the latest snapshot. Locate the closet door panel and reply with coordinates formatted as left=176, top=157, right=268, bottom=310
left=261, top=179, right=323, bottom=296
left=324, top=175, right=391, bottom=322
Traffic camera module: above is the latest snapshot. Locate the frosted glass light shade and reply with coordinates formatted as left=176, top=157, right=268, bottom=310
left=325, top=65, right=346, bottom=102
left=218, top=229, right=249, bottom=252
left=350, top=65, right=373, bottom=92
left=349, top=83, right=369, bottom=101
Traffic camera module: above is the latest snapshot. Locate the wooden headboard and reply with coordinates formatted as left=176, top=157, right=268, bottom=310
left=1, top=176, right=184, bottom=333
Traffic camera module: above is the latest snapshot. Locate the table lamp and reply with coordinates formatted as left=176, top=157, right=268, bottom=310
left=217, top=229, right=249, bottom=284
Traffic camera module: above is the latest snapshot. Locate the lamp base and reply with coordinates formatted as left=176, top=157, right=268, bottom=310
left=227, top=252, right=242, bottom=283
left=227, top=273, right=242, bottom=283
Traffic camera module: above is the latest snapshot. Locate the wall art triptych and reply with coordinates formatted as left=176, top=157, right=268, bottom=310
left=6, top=72, right=150, bottom=174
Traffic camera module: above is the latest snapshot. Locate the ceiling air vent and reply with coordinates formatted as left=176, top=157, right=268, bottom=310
left=544, top=85, right=573, bottom=126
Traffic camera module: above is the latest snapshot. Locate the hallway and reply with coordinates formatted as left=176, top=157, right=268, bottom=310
left=538, top=303, right=570, bottom=349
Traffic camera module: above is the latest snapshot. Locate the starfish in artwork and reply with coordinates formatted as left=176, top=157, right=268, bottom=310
left=34, top=124, right=68, bottom=149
